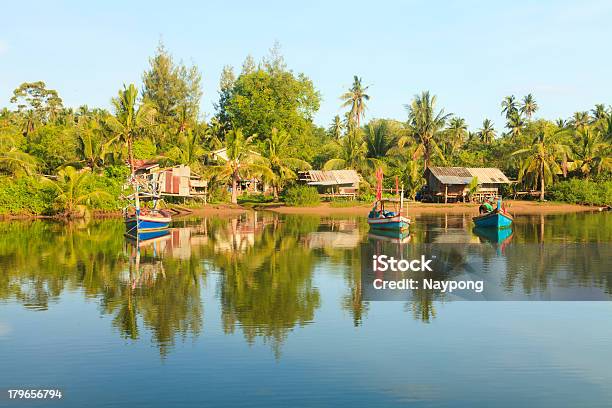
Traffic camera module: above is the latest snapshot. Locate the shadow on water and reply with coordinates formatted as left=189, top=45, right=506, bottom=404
left=0, top=210, right=610, bottom=356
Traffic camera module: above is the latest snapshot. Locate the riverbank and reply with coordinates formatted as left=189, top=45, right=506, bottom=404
left=0, top=200, right=601, bottom=221
left=258, top=200, right=600, bottom=215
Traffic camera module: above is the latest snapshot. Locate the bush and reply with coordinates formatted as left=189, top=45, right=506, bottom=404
left=549, top=179, right=612, bottom=206
left=0, top=176, right=56, bottom=215
left=283, top=185, right=320, bottom=206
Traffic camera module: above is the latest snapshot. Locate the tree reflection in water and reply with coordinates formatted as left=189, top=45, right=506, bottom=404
left=0, top=211, right=610, bottom=357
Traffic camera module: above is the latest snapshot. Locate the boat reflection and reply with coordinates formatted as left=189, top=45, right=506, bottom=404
left=472, top=226, right=513, bottom=245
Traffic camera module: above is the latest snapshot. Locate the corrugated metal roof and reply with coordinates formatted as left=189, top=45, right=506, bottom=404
left=427, top=167, right=473, bottom=185
left=427, top=167, right=510, bottom=185
left=302, top=170, right=360, bottom=186
left=466, top=168, right=511, bottom=184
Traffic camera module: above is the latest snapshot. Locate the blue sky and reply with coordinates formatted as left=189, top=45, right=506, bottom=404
left=1, top=0, right=611, bottom=131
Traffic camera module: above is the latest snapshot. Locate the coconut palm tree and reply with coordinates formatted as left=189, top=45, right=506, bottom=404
left=555, top=118, right=567, bottom=129
left=389, top=146, right=424, bottom=200
left=570, top=129, right=612, bottom=178
left=399, top=91, right=450, bottom=172
left=590, top=104, right=608, bottom=123
left=328, top=115, right=344, bottom=140
left=262, top=128, right=311, bottom=200
left=569, top=111, right=590, bottom=132
left=324, top=129, right=380, bottom=173
left=340, top=76, right=370, bottom=128
left=506, top=112, right=525, bottom=141
left=363, top=119, right=397, bottom=158
left=520, top=94, right=538, bottom=120
left=41, top=166, right=111, bottom=217
left=105, top=84, right=156, bottom=174
left=444, top=117, right=468, bottom=154
left=512, top=132, right=570, bottom=201
left=75, top=116, right=116, bottom=171
left=478, top=119, right=496, bottom=144
left=501, top=95, right=518, bottom=119
left=208, top=129, right=273, bottom=204
left=0, top=134, right=38, bottom=176
left=164, top=128, right=207, bottom=171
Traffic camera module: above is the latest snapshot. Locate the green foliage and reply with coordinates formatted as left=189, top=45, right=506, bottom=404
left=0, top=176, right=55, bottom=215
left=283, top=185, right=320, bottom=206
left=549, top=179, right=612, bottom=206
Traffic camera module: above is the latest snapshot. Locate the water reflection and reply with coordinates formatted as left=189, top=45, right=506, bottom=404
left=0, top=211, right=610, bottom=356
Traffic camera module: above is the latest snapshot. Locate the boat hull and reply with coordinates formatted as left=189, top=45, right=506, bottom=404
left=125, top=214, right=171, bottom=234
left=472, top=211, right=513, bottom=228
left=368, top=215, right=410, bottom=231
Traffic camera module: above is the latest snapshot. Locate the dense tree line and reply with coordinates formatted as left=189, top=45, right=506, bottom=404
left=0, top=43, right=610, bottom=215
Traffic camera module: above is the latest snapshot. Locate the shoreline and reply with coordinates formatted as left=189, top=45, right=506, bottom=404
left=0, top=200, right=602, bottom=221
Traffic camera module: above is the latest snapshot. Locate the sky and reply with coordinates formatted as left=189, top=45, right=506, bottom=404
left=1, top=0, right=611, bottom=132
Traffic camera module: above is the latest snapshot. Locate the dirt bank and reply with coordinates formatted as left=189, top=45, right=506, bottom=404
left=259, top=200, right=599, bottom=216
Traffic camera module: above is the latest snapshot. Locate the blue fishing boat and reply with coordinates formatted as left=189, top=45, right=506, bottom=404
left=123, top=170, right=172, bottom=240
left=367, top=168, right=410, bottom=232
left=472, top=198, right=513, bottom=228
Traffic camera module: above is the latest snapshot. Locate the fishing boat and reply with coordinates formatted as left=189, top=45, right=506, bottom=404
left=123, top=169, right=172, bottom=240
left=367, top=168, right=410, bottom=232
left=472, top=199, right=513, bottom=228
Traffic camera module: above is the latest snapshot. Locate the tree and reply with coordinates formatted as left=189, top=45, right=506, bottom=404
left=323, top=129, right=380, bottom=173
left=512, top=131, right=570, bottom=201
left=501, top=95, right=518, bottom=119
left=208, top=129, right=273, bottom=204
left=506, top=112, right=525, bottom=141
left=41, top=166, right=111, bottom=217
left=445, top=117, right=468, bottom=153
left=328, top=115, right=343, bottom=140
left=341, top=76, right=370, bottom=128
left=590, top=104, right=608, bottom=123
left=400, top=91, right=450, bottom=172
left=105, top=84, right=156, bottom=174
left=261, top=128, right=311, bottom=200
left=164, top=128, right=207, bottom=172
left=478, top=119, right=496, bottom=144
left=570, top=111, right=589, bottom=132
left=363, top=119, right=398, bottom=158
left=10, top=81, right=63, bottom=134
left=223, top=51, right=320, bottom=142
left=0, top=134, right=37, bottom=175
left=520, top=94, right=538, bottom=120
left=570, top=129, right=612, bottom=178
left=142, top=42, right=202, bottom=130
left=75, top=115, right=115, bottom=170
left=213, top=65, right=236, bottom=136
left=389, top=146, right=424, bottom=200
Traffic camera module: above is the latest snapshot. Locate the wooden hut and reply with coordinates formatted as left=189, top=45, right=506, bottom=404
left=423, top=167, right=511, bottom=203
left=133, top=162, right=207, bottom=199
left=298, top=170, right=361, bottom=199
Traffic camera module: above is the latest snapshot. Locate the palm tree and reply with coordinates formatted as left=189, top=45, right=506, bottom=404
left=0, top=134, right=38, bottom=176
left=501, top=95, right=518, bottom=119
left=512, top=132, right=570, bottom=201
left=328, top=115, right=344, bottom=140
left=105, top=84, right=156, bottom=174
left=555, top=118, right=567, bottom=129
left=446, top=117, right=468, bottom=153
left=399, top=91, right=450, bottom=172
left=164, top=128, right=207, bottom=171
left=389, top=146, right=424, bottom=200
left=324, top=129, right=380, bottom=173
left=340, top=76, right=370, bottom=128
left=569, top=111, right=589, bottom=132
left=590, top=104, right=608, bottom=123
left=520, top=94, right=538, bottom=120
left=478, top=119, right=496, bottom=144
left=76, top=116, right=115, bottom=171
left=506, top=112, right=525, bottom=141
left=41, top=166, right=111, bottom=217
left=363, top=120, right=397, bottom=158
left=208, top=129, right=273, bottom=204
left=262, top=128, right=311, bottom=200
left=570, top=129, right=612, bottom=178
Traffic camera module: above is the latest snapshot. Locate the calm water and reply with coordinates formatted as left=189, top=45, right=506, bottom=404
left=0, top=212, right=611, bottom=407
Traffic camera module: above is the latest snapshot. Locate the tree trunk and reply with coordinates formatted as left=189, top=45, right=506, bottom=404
left=127, top=137, right=135, bottom=175
left=231, top=175, right=238, bottom=204
left=273, top=183, right=279, bottom=201
left=540, top=163, right=545, bottom=201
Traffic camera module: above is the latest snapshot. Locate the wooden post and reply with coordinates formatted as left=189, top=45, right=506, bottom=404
left=444, top=184, right=448, bottom=204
